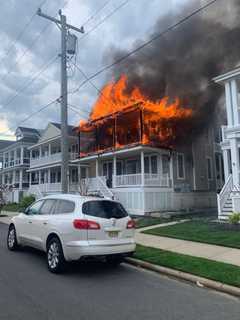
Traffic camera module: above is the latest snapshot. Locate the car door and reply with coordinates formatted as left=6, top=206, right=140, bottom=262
left=30, top=199, right=56, bottom=250
left=16, top=200, right=44, bottom=246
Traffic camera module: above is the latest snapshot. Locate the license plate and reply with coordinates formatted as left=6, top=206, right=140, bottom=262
left=108, top=231, right=119, bottom=238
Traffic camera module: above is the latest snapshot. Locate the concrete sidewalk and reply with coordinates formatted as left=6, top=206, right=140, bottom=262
left=136, top=222, right=240, bottom=267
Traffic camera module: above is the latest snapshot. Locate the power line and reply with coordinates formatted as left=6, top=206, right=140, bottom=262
left=0, top=0, right=69, bottom=83
left=0, top=0, right=48, bottom=69
left=1, top=55, right=59, bottom=109
left=80, top=0, right=131, bottom=40
left=0, top=98, right=58, bottom=136
left=82, top=0, right=112, bottom=26
left=70, top=0, right=219, bottom=95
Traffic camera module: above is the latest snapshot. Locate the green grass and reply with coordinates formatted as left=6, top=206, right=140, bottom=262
left=144, top=220, right=240, bottom=249
left=1, top=203, right=20, bottom=212
left=134, top=245, right=240, bottom=287
left=134, top=217, right=171, bottom=229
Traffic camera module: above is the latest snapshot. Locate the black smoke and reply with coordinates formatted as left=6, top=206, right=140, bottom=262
left=108, top=0, right=240, bottom=137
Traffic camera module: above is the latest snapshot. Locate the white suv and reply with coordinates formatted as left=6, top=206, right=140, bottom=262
left=7, top=194, right=136, bottom=273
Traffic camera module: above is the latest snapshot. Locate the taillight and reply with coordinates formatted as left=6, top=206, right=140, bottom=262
left=73, top=219, right=100, bottom=230
left=127, top=219, right=135, bottom=229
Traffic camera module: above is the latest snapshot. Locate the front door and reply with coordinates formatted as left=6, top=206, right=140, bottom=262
left=103, top=162, right=113, bottom=188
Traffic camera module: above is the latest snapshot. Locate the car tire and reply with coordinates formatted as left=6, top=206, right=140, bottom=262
left=7, top=225, right=19, bottom=251
left=47, top=237, right=66, bottom=274
left=106, top=255, right=124, bottom=267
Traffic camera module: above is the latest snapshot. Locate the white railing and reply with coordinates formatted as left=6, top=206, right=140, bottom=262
left=115, top=174, right=142, bottom=186
left=114, top=173, right=171, bottom=187
left=217, top=174, right=233, bottom=216
left=30, top=152, right=78, bottom=168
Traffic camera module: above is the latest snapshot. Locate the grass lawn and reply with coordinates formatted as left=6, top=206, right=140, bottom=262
left=134, top=217, right=171, bottom=229
left=134, top=245, right=240, bottom=287
left=144, top=220, right=240, bottom=249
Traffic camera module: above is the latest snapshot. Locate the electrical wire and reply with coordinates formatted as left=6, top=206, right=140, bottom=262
left=1, top=55, right=59, bottom=109
left=80, top=0, right=131, bottom=40
left=0, top=98, right=58, bottom=136
left=70, top=0, right=219, bottom=96
left=82, top=0, right=112, bottom=27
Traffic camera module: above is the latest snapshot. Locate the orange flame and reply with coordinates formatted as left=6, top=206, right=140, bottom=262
left=79, top=75, right=193, bottom=154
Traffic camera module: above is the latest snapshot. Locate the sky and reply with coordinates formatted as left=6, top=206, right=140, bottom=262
left=0, top=0, right=199, bottom=140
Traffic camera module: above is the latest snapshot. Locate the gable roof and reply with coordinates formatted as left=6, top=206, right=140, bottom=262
left=50, top=122, right=76, bottom=136
left=16, top=126, right=41, bottom=136
left=0, top=140, right=15, bottom=151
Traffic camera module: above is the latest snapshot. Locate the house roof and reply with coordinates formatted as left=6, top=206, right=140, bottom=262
left=16, top=126, right=41, bottom=136
left=50, top=122, right=76, bottom=136
left=0, top=140, right=15, bottom=151
left=213, top=66, right=240, bottom=83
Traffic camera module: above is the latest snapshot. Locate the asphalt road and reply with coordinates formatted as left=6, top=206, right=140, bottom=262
left=0, top=223, right=239, bottom=320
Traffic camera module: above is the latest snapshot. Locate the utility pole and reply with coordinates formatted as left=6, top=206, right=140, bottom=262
left=37, top=8, right=84, bottom=193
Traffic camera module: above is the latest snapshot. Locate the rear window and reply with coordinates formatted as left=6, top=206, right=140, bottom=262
left=82, top=200, right=128, bottom=219
left=54, top=200, right=75, bottom=214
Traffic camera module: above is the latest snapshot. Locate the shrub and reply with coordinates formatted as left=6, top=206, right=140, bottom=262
left=19, top=195, right=36, bottom=210
left=228, top=212, right=240, bottom=225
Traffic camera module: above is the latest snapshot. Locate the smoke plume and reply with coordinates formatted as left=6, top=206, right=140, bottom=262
left=108, top=0, right=240, bottom=136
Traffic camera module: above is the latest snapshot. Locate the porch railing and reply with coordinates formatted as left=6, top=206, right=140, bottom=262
left=114, top=173, right=171, bottom=187
left=217, top=174, right=233, bottom=216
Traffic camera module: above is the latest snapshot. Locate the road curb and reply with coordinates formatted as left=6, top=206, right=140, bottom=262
left=125, top=257, right=240, bottom=298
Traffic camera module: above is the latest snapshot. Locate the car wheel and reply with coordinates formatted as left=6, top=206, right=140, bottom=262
left=7, top=225, right=19, bottom=251
left=106, top=255, right=124, bottom=267
left=47, top=237, right=66, bottom=273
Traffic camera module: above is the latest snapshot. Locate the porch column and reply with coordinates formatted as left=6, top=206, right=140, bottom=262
left=20, top=147, right=24, bottom=165
left=19, top=170, right=23, bottom=190
left=48, top=144, right=51, bottom=156
left=48, top=169, right=51, bottom=184
left=230, top=79, right=239, bottom=126
left=225, top=82, right=234, bottom=127
left=12, top=170, right=16, bottom=186
left=223, top=149, right=230, bottom=181
left=230, top=138, right=239, bottom=186
left=96, top=158, right=99, bottom=177
left=38, top=170, right=41, bottom=185
left=29, top=172, right=32, bottom=186
left=113, top=155, right=117, bottom=188
left=141, top=150, right=144, bottom=186
left=78, top=165, right=81, bottom=182
left=39, top=146, right=42, bottom=158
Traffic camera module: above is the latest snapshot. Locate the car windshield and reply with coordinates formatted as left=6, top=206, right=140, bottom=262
left=82, top=200, right=128, bottom=219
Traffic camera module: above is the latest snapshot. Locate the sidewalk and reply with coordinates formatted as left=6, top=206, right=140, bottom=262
left=136, top=222, right=240, bottom=267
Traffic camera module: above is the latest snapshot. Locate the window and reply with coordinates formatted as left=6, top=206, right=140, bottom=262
left=126, top=159, right=139, bottom=174
left=39, top=200, right=56, bottom=215
left=116, top=161, right=123, bottom=175
left=144, top=155, right=158, bottom=174
left=80, top=167, right=87, bottom=179
left=177, top=153, right=185, bottom=179
left=82, top=200, right=128, bottom=219
left=54, top=200, right=75, bottom=214
left=162, top=155, right=170, bottom=175
left=207, top=157, right=213, bottom=180
left=27, top=200, right=44, bottom=215
left=71, top=168, right=78, bottom=183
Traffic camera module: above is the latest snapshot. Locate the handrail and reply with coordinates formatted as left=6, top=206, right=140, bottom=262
left=219, top=174, right=232, bottom=196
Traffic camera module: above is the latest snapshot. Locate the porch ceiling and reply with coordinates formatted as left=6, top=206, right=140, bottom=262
left=73, top=145, right=171, bottom=163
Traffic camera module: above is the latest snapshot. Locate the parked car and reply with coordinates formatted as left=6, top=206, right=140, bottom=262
left=7, top=194, right=136, bottom=273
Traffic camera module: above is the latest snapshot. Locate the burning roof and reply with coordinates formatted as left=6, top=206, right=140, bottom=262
left=77, top=75, right=193, bottom=157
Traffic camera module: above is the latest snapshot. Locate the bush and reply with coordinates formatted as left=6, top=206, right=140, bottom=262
left=228, top=212, right=240, bottom=225
left=19, top=195, right=36, bottom=210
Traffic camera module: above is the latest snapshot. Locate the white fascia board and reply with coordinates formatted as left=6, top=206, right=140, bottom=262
left=213, top=67, right=240, bottom=83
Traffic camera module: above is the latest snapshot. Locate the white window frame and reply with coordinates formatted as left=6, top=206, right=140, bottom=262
left=177, top=153, right=185, bottom=180
left=206, top=156, right=213, bottom=181
left=144, top=154, right=159, bottom=175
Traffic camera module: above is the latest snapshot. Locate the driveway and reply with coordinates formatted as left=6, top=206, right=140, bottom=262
left=0, top=223, right=239, bottom=320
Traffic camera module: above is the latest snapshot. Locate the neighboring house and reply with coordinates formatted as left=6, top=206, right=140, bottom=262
left=27, top=122, right=86, bottom=198
left=214, top=67, right=240, bottom=219
left=73, top=106, right=224, bottom=216
left=0, top=127, right=41, bottom=202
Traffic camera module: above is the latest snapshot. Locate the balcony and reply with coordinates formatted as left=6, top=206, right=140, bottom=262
left=3, top=158, right=30, bottom=169
left=30, top=152, right=78, bottom=168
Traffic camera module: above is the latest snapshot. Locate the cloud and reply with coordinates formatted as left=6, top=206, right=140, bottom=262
left=0, top=0, right=213, bottom=138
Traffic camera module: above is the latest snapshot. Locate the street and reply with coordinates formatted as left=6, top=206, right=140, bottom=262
left=0, top=223, right=239, bottom=320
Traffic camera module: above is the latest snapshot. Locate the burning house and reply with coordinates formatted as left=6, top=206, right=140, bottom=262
left=73, top=76, right=223, bottom=215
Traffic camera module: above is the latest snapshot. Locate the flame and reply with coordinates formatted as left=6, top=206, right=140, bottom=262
left=79, top=75, right=193, bottom=154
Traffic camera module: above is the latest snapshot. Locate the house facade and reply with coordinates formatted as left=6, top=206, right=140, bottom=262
left=27, top=122, right=87, bottom=198
left=73, top=118, right=223, bottom=216
left=214, top=67, right=240, bottom=219
left=0, top=127, right=41, bottom=202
